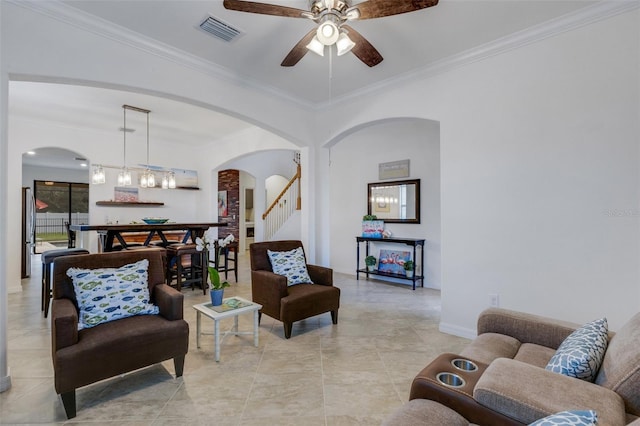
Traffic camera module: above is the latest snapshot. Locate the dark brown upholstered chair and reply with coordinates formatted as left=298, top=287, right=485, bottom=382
left=249, top=240, right=340, bottom=339
left=51, top=249, right=189, bottom=419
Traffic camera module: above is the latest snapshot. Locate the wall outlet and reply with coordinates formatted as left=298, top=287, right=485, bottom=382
left=489, top=293, right=500, bottom=307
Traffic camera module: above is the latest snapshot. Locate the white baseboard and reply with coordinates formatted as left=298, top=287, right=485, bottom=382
left=439, top=322, right=477, bottom=340
left=0, top=371, right=11, bottom=392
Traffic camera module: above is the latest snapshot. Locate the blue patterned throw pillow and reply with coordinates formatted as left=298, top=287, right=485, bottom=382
left=529, top=410, right=597, bottom=426
left=67, top=259, right=159, bottom=330
left=545, top=317, right=608, bottom=382
left=267, top=247, right=313, bottom=286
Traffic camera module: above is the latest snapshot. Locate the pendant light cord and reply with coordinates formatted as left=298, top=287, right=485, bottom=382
left=146, top=112, right=150, bottom=167
left=123, top=107, right=127, bottom=168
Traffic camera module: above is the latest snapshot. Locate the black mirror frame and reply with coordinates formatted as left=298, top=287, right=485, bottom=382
left=367, top=179, right=421, bottom=224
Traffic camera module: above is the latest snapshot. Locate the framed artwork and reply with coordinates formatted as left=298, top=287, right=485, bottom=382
left=114, top=186, right=139, bottom=202
left=378, top=249, right=411, bottom=275
left=218, top=190, right=228, bottom=217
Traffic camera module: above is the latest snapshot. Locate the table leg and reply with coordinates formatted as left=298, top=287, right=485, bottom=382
left=233, top=314, right=239, bottom=335
left=196, top=311, right=201, bottom=349
left=253, top=310, right=259, bottom=347
left=214, top=318, right=220, bottom=362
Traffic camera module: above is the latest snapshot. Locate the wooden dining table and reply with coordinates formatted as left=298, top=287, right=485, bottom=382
left=70, top=222, right=228, bottom=252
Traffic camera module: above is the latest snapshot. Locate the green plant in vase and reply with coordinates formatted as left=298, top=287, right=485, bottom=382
left=364, top=255, right=377, bottom=272
left=403, top=260, right=415, bottom=278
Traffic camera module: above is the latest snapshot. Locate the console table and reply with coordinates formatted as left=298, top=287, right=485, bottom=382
left=356, top=236, right=425, bottom=290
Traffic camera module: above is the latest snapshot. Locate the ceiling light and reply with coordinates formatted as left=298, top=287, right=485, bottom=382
left=118, top=106, right=132, bottom=187
left=336, top=31, right=355, bottom=56
left=92, top=165, right=106, bottom=185
left=26, top=151, right=35, bottom=155
left=137, top=106, right=155, bottom=188
left=317, top=20, right=339, bottom=45
left=80, top=163, right=87, bottom=168
left=306, top=36, right=325, bottom=56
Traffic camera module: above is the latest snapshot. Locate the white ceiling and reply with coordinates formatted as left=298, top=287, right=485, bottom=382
left=16, top=0, right=608, bottom=169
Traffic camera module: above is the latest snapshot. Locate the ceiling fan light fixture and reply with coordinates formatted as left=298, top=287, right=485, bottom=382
left=316, top=20, right=339, bottom=45
left=336, top=31, right=355, bottom=56
left=306, top=35, right=325, bottom=56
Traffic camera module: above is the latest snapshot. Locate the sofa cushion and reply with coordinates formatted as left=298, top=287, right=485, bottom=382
left=528, top=410, right=597, bottom=426
left=67, top=259, right=159, bottom=330
left=545, top=318, right=608, bottom=382
left=382, top=399, right=473, bottom=426
left=460, top=332, right=520, bottom=365
left=595, top=312, right=640, bottom=416
left=267, top=247, right=313, bottom=286
left=514, top=343, right=556, bottom=368
left=474, top=358, right=626, bottom=425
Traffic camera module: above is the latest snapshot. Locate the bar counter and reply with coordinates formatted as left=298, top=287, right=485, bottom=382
left=70, top=222, right=228, bottom=252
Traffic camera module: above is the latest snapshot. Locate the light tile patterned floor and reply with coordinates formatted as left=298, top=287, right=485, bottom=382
left=1, top=251, right=469, bottom=425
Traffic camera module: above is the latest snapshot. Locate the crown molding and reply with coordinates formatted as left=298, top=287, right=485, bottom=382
left=7, top=0, right=317, bottom=110
left=8, top=0, right=639, bottom=111
left=321, top=0, right=640, bottom=108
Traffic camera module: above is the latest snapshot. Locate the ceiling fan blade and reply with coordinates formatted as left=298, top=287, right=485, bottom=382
left=342, top=25, right=383, bottom=67
left=223, top=0, right=308, bottom=18
left=281, top=29, right=317, bottom=67
left=353, top=0, right=439, bottom=20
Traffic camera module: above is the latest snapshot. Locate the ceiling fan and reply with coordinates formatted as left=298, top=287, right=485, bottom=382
left=223, top=0, right=439, bottom=67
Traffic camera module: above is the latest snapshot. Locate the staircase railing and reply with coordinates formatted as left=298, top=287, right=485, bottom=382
left=262, top=164, right=301, bottom=240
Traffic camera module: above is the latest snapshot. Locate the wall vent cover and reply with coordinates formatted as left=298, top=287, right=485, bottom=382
left=198, top=16, right=243, bottom=43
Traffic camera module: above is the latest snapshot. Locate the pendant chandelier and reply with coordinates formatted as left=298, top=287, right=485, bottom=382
left=91, top=104, right=176, bottom=189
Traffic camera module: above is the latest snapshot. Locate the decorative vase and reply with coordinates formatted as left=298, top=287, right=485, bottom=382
left=210, top=289, right=224, bottom=306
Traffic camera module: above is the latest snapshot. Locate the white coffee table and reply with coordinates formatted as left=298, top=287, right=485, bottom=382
left=193, top=296, right=262, bottom=362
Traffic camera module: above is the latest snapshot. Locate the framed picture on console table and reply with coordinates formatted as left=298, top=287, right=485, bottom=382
left=378, top=249, right=411, bottom=275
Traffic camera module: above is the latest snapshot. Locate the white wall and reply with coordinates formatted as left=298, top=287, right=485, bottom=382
left=323, top=9, right=640, bottom=334
left=22, top=164, right=89, bottom=188
left=265, top=175, right=290, bottom=208
left=329, top=119, right=441, bottom=289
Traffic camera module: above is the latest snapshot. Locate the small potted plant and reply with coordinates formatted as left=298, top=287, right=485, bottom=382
left=403, top=260, right=415, bottom=278
left=364, top=255, right=377, bottom=272
left=207, top=267, right=230, bottom=306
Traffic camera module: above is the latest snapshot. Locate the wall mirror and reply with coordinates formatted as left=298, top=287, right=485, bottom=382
left=367, top=179, right=420, bottom=223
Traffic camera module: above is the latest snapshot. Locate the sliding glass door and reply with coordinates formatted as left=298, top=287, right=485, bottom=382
left=34, top=180, right=89, bottom=250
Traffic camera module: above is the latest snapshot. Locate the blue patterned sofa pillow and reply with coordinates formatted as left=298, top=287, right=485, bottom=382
left=267, top=247, right=313, bottom=286
left=529, top=410, right=597, bottom=426
left=67, top=259, right=159, bottom=330
left=545, top=317, right=608, bottom=382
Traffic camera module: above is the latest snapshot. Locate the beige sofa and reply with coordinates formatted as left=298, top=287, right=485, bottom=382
left=385, top=308, right=640, bottom=425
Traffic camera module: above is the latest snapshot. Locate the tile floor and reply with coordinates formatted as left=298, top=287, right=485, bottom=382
left=1, top=251, right=469, bottom=425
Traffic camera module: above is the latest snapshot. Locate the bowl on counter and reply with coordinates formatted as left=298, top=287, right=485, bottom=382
left=142, top=217, right=169, bottom=225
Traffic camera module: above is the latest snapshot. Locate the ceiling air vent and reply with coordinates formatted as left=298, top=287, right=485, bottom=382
left=198, top=16, right=243, bottom=43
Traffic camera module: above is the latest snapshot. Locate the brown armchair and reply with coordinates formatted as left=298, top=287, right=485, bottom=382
left=51, top=248, right=189, bottom=419
left=249, top=240, right=340, bottom=339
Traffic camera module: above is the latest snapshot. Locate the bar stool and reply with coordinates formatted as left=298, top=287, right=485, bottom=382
left=166, top=244, right=206, bottom=293
left=214, top=241, right=238, bottom=282
left=41, top=248, right=89, bottom=318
